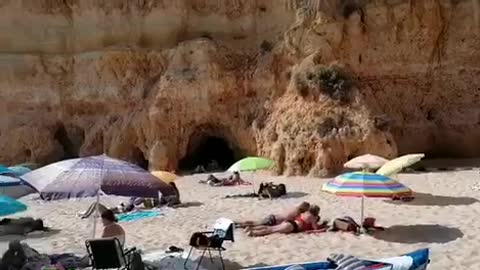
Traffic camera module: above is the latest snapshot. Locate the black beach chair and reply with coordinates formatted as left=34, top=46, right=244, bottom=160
left=184, top=218, right=235, bottom=270
left=85, top=238, right=137, bottom=270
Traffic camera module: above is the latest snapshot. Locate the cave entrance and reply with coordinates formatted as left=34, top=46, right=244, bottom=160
left=131, top=147, right=149, bottom=170
left=178, top=135, right=238, bottom=173
left=54, top=124, right=83, bottom=160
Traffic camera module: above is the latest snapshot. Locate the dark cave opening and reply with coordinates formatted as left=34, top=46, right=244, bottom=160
left=131, top=147, right=149, bottom=170
left=178, top=136, right=237, bottom=173
left=54, top=124, right=81, bottom=160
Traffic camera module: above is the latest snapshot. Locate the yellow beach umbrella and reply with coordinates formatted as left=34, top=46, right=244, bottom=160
left=151, top=171, right=178, bottom=183
left=344, top=154, right=389, bottom=170
left=376, top=153, right=425, bottom=176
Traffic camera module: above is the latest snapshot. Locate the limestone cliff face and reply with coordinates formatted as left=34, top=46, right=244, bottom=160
left=0, top=0, right=479, bottom=176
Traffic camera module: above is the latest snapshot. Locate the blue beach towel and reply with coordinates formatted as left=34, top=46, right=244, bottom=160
left=116, top=210, right=163, bottom=222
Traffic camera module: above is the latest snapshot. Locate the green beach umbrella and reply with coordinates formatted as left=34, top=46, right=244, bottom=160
left=227, top=157, right=273, bottom=172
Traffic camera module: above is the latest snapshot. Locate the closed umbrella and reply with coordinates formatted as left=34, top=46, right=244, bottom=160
left=227, top=157, right=273, bottom=172
left=22, top=154, right=176, bottom=237
left=0, top=195, right=27, bottom=216
left=376, top=153, right=425, bottom=176
left=344, top=154, right=389, bottom=170
left=322, top=172, right=412, bottom=228
left=151, top=171, right=178, bottom=183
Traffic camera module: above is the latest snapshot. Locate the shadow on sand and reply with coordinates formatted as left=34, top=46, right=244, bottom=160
left=172, top=201, right=204, bottom=208
left=0, top=228, right=61, bottom=242
left=282, top=191, right=309, bottom=199
left=384, top=192, right=479, bottom=206
left=372, top=224, right=463, bottom=244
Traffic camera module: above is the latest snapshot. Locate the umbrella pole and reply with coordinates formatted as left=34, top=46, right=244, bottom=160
left=92, top=192, right=100, bottom=238
left=360, top=196, right=365, bottom=228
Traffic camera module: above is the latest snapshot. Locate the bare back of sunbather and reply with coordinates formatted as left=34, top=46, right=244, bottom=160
left=235, top=201, right=310, bottom=228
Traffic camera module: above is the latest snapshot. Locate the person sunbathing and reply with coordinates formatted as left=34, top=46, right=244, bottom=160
left=101, top=210, right=126, bottom=246
left=235, top=201, right=310, bottom=228
left=246, top=205, right=322, bottom=237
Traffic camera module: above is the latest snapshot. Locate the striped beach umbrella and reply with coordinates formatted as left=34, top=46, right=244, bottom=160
left=322, top=172, right=412, bottom=226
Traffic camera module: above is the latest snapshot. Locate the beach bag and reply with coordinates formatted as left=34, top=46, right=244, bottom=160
left=332, top=216, right=360, bottom=233
left=189, top=232, right=222, bottom=248
left=258, top=182, right=287, bottom=199
left=130, top=251, right=145, bottom=270
left=189, top=232, right=210, bottom=247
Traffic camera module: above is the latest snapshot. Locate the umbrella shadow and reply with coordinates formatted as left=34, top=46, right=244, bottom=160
left=197, top=256, right=246, bottom=270
left=241, top=263, right=270, bottom=269
left=282, top=192, right=309, bottom=199
left=171, top=201, right=204, bottom=208
left=384, top=192, right=479, bottom=206
left=371, top=224, right=463, bottom=244
left=0, top=228, right=61, bottom=241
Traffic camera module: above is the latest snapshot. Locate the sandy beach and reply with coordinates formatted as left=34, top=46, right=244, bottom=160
left=1, top=170, right=480, bottom=269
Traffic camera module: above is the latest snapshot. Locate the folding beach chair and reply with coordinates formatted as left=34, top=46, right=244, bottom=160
left=184, top=218, right=235, bottom=270
left=85, top=238, right=138, bottom=270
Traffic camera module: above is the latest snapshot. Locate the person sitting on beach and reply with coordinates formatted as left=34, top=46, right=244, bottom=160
left=159, top=182, right=181, bottom=207
left=101, top=210, right=126, bottom=246
left=246, top=205, right=322, bottom=237
left=235, top=201, right=310, bottom=228
left=226, top=171, right=243, bottom=184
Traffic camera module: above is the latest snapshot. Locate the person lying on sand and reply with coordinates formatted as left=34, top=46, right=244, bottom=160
left=200, top=173, right=251, bottom=186
left=246, top=205, right=323, bottom=237
left=235, top=201, right=310, bottom=228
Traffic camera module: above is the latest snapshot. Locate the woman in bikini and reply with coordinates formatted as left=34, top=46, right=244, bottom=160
left=235, top=201, right=310, bottom=228
left=246, top=205, right=322, bottom=237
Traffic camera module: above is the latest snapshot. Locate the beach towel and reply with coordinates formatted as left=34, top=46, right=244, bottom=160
left=116, top=210, right=162, bottom=223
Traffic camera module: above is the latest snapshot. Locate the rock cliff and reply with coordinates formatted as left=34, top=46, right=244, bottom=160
left=0, top=0, right=479, bottom=176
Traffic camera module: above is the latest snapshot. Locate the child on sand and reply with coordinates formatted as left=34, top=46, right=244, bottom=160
left=246, top=205, right=322, bottom=237
left=235, top=201, right=310, bottom=228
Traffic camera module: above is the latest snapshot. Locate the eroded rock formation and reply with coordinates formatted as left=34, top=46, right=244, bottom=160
left=0, top=0, right=479, bottom=176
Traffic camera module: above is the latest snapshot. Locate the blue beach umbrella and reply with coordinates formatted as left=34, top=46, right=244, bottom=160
left=0, top=195, right=27, bottom=216
left=7, top=166, right=32, bottom=176
left=0, top=165, right=14, bottom=175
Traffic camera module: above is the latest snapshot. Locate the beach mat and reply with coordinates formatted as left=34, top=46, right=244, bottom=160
left=116, top=210, right=162, bottom=222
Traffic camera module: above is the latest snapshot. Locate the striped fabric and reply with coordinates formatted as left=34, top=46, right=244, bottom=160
left=322, top=172, right=412, bottom=197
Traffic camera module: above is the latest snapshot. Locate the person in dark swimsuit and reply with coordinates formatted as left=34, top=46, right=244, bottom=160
left=235, top=202, right=310, bottom=228
left=246, top=205, right=321, bottom=237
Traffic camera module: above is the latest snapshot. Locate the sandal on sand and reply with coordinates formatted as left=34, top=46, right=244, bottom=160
left=166, top=246, right=184, bottom=253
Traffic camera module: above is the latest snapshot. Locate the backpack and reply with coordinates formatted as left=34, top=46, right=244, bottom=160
left=129, top=251, right=145, bottom=270
left=331, top=216, right=360, bottom=233
left=189, top=232, right=222, bottom=248
left=258, top=182, right=287, bottom=199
